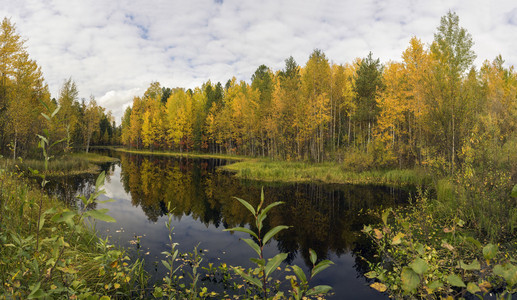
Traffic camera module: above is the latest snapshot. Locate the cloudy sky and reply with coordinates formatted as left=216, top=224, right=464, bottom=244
left=1, top=0, right=516, bottom=122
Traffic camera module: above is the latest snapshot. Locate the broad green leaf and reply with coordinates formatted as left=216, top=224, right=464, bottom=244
left=95, top=171, right=106, bottom=190
left=409, top=257, right=429, bottom=275
left=482, top=243, right=498, bottom=260
left=51, top=211, right=76, bottom=227
left=28, top=281, right=47, bottom=299
left=234, top=268, right=262, bottom=288
left=241, top=238, right=261, bottom=257
left=381, top=209, right=390, bottom=225
left=464, top=236, right=482, bottom=248
left=309, top=248, right=317, bottom=265
left=260, top=201, right=284, bottom=217
left=83, top=209, right=116, bottom=223
left=306, top=285, right=332, bottom=296
left=467, top=282, right=481, bottom=294
left=426, top=280, right=443, bottom=292
left=312, top=260, right=333, bottom=278
left=291, top=265, right=307, bottom=283
left=459, top=259, right=481, bottom=271
left=364, top=271, right=377, bottom=279
left=38, top=214, right=46, bottom=231
left=43, top=207, right=57, bottom=215
left=257, top=187, right=264, bottom=212
left=447, top=274, right=466, bottom=287
left=96, top=199, right=116, bottom=204
left=256, top=212, right=267, bottom=231
left=233, top=197, right=256, bottom=216
left=512, top=184, right=517, bottom=198
left=493, top=263, right=517, bottom=286
left=224, top=226, right=258, bottom=239
left=263, top=225, right=289, bottom=245
left=401, top=267, right=420, bottom=292
left=264, top=253, right=287, bottom=278
left=250, top=258, right=265, bottom=266
left=415, top=243, right=425, bottom=255
left=77, top=195, right=88, bottom=206
left=162, top=260, right=171, bottom=270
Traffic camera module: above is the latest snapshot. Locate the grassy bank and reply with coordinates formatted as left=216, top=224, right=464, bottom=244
left=221, top=159, right=433, bottom=187
left=108, top=147, right=432, bottom=187
left=108, top=146, right=247, bottom=161
left=0, top=169, right=146, bottom=298
left=3, top=152, right=119, bottom=176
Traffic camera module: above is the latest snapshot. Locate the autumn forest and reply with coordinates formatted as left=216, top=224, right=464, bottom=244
left=1, top=10, right=517, bottom=299
left=118, top=12, right=516, bottom=178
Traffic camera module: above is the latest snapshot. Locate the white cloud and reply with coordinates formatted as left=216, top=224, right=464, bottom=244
left=98, top=87, right=144, bottom=120
left=0, top=0, right=516, bottom=123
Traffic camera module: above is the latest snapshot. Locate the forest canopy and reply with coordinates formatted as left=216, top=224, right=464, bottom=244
left=119, top=12, right=517, bottom=175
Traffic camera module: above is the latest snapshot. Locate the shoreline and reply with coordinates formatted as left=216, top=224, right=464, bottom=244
left=105, top=147, right=432, bottom=188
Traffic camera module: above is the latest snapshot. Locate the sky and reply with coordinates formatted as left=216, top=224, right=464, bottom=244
left=1, top=0, right=516, bottom=123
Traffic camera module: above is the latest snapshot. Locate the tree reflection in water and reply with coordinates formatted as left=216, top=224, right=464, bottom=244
left=48, top=152, right=410, bottom=299
left=118, top=153, right=408, bottom=267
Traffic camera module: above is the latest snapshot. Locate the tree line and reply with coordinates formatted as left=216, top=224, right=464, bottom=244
left=121, top=12, right=517, bottom=174
left=0, top=18, right=118, bottom=159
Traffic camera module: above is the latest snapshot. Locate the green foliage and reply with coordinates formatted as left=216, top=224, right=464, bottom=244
left=362, top=198, right=517, bottom=298
left=224, top=189, right=334, bottom=299
left=0, top=169, right=146, bottom=299
left=153, top=203, right=214, bottom=299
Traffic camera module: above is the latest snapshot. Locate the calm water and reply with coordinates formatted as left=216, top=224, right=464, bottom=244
left=49, top=152, right=411, bottom=299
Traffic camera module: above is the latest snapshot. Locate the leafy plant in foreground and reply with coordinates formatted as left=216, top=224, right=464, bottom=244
left=0, top=101, right=147, bottom=298
left=153, top=203, right=215, bottom=299
left=224, top=189, right=334, bottom=299
left=362, top=187, right=517, bottom=299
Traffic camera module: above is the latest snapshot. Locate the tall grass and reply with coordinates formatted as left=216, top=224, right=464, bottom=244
left=3, top=152, right=118, bottom=176
left=0, top=169, right=147, bottom=298
left=222, top=159, right=432, bottom=187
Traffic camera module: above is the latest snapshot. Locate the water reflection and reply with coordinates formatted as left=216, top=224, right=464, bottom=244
left=119, top=154, right=406, bottom=261
left=50, top=152, right=410, bottom=299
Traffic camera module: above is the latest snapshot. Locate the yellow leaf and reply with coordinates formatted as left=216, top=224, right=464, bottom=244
left=478, top=281, right=492, bottom=293
left=370, top=282, right=387, bottom=292
left=114, top=283, right=120, bottom=289
left=374, top=229, right=383, bottom=239
left=392, top=232, right=405, bottom=245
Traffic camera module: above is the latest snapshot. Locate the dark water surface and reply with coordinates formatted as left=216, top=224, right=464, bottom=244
left=50, top=151, right=412, bottom=299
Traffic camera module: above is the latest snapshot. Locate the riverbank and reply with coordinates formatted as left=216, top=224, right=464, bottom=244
left=108, top=147, right=432, bottom=188
left=3, top=152, right=119, bottom=176
left=0, top=169, right=144, bottom=298
left=222, top=159, right=432, bottom=187
left=107, top=146, right=247, bottom=161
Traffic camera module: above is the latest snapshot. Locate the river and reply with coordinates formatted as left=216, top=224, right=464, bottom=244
left=47, top=151, right=411, bottom=299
